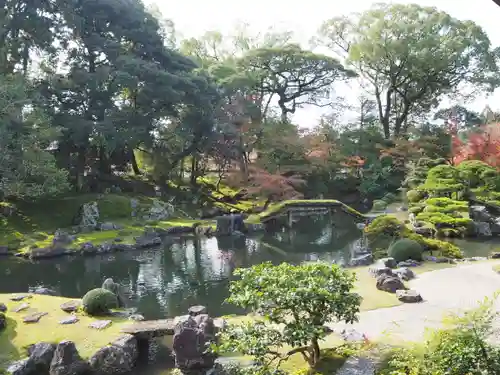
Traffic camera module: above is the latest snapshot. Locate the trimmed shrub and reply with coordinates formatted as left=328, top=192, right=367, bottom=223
left=372, top=200, right=387, bottom=211
left=388, top=238, right=423, bottom=262
left=406, top=189, right=422, bottom=203
left=408, top=205, right=424, bottom=215
left=82, top=288, right=118, bottom=316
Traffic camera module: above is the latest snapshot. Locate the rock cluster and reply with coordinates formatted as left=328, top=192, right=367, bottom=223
left=370, top=257, right=423, bottom=303
left=7, top=337, right=139, bottom=375
left=172, top=306, right=219, bottom=375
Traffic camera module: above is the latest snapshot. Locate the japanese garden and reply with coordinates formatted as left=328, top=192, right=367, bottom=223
left=2, top=1, right=500, bottom=375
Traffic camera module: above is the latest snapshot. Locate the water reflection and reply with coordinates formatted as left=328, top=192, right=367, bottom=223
left=0, top=214, right=363, bottom=318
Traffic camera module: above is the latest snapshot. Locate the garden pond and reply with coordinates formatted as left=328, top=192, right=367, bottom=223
left=0, top=214, right=498, bottom=374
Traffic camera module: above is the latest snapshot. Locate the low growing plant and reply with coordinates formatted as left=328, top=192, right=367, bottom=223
left=379, top=295, right=500, bottom=375
left=212, top=262, right=361, bottom=371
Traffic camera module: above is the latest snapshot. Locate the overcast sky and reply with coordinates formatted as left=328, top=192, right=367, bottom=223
left=145, top=0, right=500, bottom=127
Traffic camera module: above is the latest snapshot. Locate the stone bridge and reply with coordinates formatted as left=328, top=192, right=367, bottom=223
left=258, top=199, right=372, bottom=227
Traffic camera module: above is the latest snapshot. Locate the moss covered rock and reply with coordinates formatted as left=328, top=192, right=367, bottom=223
left=389, top=239, right=423, bottom=262
left=82, top=288, right=118, bottom=316
left=372, top=200, right=388, bottom=212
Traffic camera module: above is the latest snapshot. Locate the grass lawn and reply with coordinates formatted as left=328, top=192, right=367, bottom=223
left=0, top=294, right=130, bottom=369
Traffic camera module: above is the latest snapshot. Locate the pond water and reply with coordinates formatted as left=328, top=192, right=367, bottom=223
left=0, top=213, right=497, bottom=374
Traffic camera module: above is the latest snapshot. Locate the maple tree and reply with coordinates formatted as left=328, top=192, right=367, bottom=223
left=450, top=122, right=500, bottom=168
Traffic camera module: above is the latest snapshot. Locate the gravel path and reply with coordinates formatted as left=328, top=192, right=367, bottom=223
left=332, top=261, right=500, bottom=374
left=329, top=261, right=500, bottom=343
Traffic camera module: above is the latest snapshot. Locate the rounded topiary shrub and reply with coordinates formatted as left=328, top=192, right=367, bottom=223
left=82, top=288, right=118, bottom=316
left=388, top=238, right=423, bottom=262
left=372, top=200, right=387, bottom=212
left=406, top=189, right=422, bottom=203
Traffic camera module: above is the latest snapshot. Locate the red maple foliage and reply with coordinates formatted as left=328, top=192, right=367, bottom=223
left=451, top=123, right=500, bottom=168
left=227, top=165, right=305, bottom=204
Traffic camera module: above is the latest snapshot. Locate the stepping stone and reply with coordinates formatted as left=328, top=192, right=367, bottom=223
left=89, top=320, right=112, bottom=330
left=60, top=300, right=81, bottom=313
left=23, top=312, right=47, bottom=323
left=13, top=303, right=30, bottom=313
left=396, top=289, right=423, bottom=303
left=60, top=315, right=79, bottom=325
left=10, top=294, right=32, bottom=302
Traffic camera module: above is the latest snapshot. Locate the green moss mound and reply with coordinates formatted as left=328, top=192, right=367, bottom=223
left=389, top=238, right=423, bottom=262
left=82, top=288, right=118, bottom=316
left=406, top=189, right=423, bottom=203
left=364, top=215, right=463, bottom=259
left=372, top=200, right=387, bottom=212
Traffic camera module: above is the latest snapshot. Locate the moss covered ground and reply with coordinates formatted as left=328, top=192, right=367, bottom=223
left=0, top=193, right=218, bottom=254
left=0, top=294, right=130, bottom=369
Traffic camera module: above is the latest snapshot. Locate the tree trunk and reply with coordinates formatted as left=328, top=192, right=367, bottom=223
left=190, top=155, right=198, bottom=185
left=130, top=150, right=141, bottom=175
left=311, top=338, right=320, bottom=366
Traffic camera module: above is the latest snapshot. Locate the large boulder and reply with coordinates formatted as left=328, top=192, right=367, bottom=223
left=172, top=314, right=217, bottom=372
left=380, top=257, right=397, bottom=269
left=394, top=267, right=415, bottom=281
left=89, top=334, right=138, bottom=375
left=376, top=274, right=405, bottom=293
left=349, top=253, right=373, bottom=267
left=49, top=341, right=90, bottom=375
left=6, top=358, right=35, bottom=375
left=396, top=290, right=423, bottom=303
left=28, top=342, right=56, bottom=372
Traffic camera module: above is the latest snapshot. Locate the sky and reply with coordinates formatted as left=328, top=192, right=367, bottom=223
left=145, top=0, right=500, bottom=128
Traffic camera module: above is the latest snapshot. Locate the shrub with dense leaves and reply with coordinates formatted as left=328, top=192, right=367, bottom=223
left=82, top=288, right=118, bottom=316
left=364, top=215, right=463, bottom=259
left=379, top=297, right=500, bottom=375
left=388, top=238, right=423, bottom=262
left=212, top=262, right=361, bottom=371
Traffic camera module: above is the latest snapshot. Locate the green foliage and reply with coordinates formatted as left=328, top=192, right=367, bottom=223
left=372, top=199, right=388, bottom=211
left=214, top=262, right=361, bottom=370
left=418, top=165, right=463, bottom=193
left=405, top=232, right=463, bottom=259
left=319, top=3, right=499, bottom=139
left=382, top=192, right=397, bottom=203
left=0, top=74, right=69, bottom=199
left=388, top=238, right=423, bottom=262
left=456, top=160, right=498, bottom=189
left=406, top=190, right=423, bottom=203
left=423, top=198, right=468, bottom=213
left=416, top=212, right=471, bottom=228
left=364, top=215, right=463, bottom=259
left=379, top=296, right=500, bottom=375
left=408, top=205, right=424, bottom=215
left=364, top=215, right=402, bottom=243
left=82, top=288, right=118, bottom=316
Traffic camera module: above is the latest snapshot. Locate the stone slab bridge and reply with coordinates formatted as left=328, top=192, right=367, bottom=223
left=120, top=313, right=226, bottom=355
left=257, top=199, right=373, bottom=227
